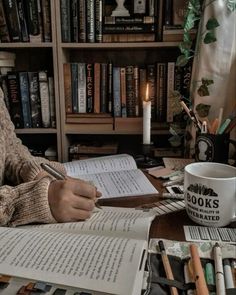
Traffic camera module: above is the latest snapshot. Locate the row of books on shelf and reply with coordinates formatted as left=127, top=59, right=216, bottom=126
left=0, top=0, right=51, bottom=43
left=60, top=0, right=191, bottom=43
left=0, top=70, right=56, bottom=129
left=64, top=61, right=192, bottom=123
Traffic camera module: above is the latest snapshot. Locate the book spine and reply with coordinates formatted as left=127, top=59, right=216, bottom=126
left=7, top=72, right=23, bottom=128
left=107, top=61, right=113, bottom=113
left=18, top=71, right=32, bottom=128
left=139, top=67, right=147, bottom=116
left=71, top=0, right=78, bottom=42
left=172, top=0, right=188, bottom=26
left=102, top=33, right=155, bottom=43
left=78, top=0, right=86, bottom=42
left=133, top=0, right=146, bottom=14
left=63, top=63, right=72, bottom=114
left=166, top=62, right=175, bottom=123
left=133, top=65, right=139, bottom=117
left=0, top=0, right=10, bottom=42
left=86, top=0, right=95, bottom=43
left=40, top=0, right=52, bottom=42
left=103, top=24, right=155, bottom=34
left=86, top=63, right=94, bottom=113
left=38, top=70, right=50, bottom=128
left=28, top=71, right=42, bottom=128
left=174, top=66, right=182, bottom=93
left=77, top=62, right=86, bottom=113
left=48, top=76, right=56, bottom=128
left=25, top=0, right=42, bottom=42
left=181, top=63, right=192, bottom=99
left=71, top=63, right=79, bottom=113
left=60, top=0, right=71, bottom=42
left=104, top=16, right=155, bottom=25
left=146, top=64, right=156, bottom=119
left=149, top=0, right=155, bottom=16
left=156, top=62, right=167, bottom=122
left=126, top=65, right=136, bottom=117
left=95, top=0, right=102, bottom=43
left=100, top=63, right=108, bottom=113
left=120, top=67, right=127, bottom=117
left=93, top=62, right=100, bottom=113
left=112, top=66, right=121, bottom=117
left=17, top=0, right=29, bottom=42
left=164, top=0, right=173, bottom=26
left=3, top=0, right=22, bottom=42
left=156, top=0, right=164, bottom=41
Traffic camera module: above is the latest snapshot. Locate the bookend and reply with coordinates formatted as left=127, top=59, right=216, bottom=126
left=135, top=143, right=161, bottom=168
left=144, top=254, right=236, bottom=295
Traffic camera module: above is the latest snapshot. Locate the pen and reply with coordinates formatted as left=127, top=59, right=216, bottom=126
left=184, top=261, right=195, bottom=295
left=201, top=121, right=208, bottom=134
left=213, top=243, right=225, bottom=295
left=179, top=100, right=201, bottom=131
left=231, top=259, right=236, bottom=288
left=161, top=193, right=184, bottom=200
left=158, top=240, right=179, bottom=295
left=189, top=244, right=209, bottom=295
left=225, top=116, right=236, bottom=133
left=216, top=108, right=223, bottom=134
left=217, top=118, right=231, bottom=134
left=205, top=262, right=216, bottom=295
left=40, top=163, right=102, bottom=210
left=41, top=163, right=66, bottom=180
left=223, top=259, right=234, bottom=289
left=210, top=118, right=219, bottom=135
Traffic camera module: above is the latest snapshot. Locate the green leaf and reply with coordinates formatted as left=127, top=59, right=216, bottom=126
left=188, top=0, right=201, bottom=15
left=176, top=55, right=189, bottom=67
left=204, top=32, right=217, bottom=44
left=197, top=84, right=210, bottom=96
left=195, top=104, right=211, bottom=117
left=184, top=11, right=197, bottom=31
left=206, top=18, right=220, bottom=30
left=201, top=78, right=214, bottom=86
left=227, top=0, right=236, bottom=11
left=179, top=41, right=192, bottom=52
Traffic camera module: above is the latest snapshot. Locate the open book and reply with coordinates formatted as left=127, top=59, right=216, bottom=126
left=0, top=207, right=156, bottom=295
left=63, top=154, right=158, bottom=198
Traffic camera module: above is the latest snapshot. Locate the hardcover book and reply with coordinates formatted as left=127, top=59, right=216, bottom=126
left=78, top=0, right=86, bottom=42
left=71, top=62, right=79, bottom=113
left=60, top=0, right=71, bottom=42
left=77, top=62, right=86, bottom=113
left=112, top=66, right=121, bottom=117
left=0, top=0, right=10, bottom=42
left=126, top=65, right=136, bottom=117
left=3, top=0, right=22, bottom=42
left=18, top=71, right=32, bottom=128
left=6, top=71, right=23, bottom=128
left=17, top=0, right=29, bottom=42
left=41, top=0, right=52, bottom=42
left=38, top=70, right=50, bottom=128
left=63, top=63, right=72, bottom=114
left=25, top=0, right=42, bottom=42
left=86, top=63, right=94, bottom=113
left=28, top=71, right=42, bottom=128
left=86, top=0, right=95, bottom=42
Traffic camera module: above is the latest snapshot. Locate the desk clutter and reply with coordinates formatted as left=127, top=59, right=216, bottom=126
left=145, top=239, right=236, bottom=295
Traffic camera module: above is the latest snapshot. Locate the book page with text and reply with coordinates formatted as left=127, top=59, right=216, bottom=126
left=64, top=154, right=137, bottom=176
left=22, top=207, right=156, bottom=241
left=77, top=169, right=158, bottom=198
left=0, top=227, right=147, bottom=295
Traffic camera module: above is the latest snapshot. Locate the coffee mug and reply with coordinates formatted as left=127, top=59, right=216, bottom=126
left=184, top=162, right=236, bottom=227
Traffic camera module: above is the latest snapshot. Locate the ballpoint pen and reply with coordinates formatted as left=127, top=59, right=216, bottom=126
left=40, top=163, right=102, bottom=209
left=213, top=243, right=226, bottom=295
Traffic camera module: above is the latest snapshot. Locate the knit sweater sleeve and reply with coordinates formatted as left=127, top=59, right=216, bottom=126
left=0, top=177, right=56, bottom=226
left=0, top=88, right=63, bottom=226
left=0, top=87, right=66, bottom=184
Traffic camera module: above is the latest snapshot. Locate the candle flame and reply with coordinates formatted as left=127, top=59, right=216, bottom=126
left=144, top=83, right=149, bottom=102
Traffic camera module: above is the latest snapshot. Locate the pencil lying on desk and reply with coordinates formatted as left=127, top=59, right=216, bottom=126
left=158, top=240, right=179, bottom=295
left=189, top=243, right=209, bottom=295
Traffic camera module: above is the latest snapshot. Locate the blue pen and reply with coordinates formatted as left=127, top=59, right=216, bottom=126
left=217, top=118, right=231, bottom=134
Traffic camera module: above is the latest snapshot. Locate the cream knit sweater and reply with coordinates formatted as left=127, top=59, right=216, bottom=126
left=0, top=88, right=66, bottom=226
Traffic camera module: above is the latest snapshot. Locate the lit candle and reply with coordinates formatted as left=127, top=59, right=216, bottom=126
left=143, top=84, right=151, bottom=144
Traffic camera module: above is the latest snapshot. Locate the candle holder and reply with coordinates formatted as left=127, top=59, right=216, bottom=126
left=135, top=143, right=161, bottom=168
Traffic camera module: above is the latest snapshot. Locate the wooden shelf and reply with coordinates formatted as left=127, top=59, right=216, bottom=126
left=15, top=128, right=58, bottom=134
left=0, top=43, right=53, bottom=48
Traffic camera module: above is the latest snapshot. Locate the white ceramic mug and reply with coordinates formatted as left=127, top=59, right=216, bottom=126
left=184, top=162, right=236, bottom=227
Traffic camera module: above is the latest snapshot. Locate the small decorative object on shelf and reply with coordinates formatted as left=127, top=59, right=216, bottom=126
left=111, top=0, right=130, bottom=16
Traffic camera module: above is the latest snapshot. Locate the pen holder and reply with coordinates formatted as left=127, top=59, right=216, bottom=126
left=195, top=133, right=230, bottom=163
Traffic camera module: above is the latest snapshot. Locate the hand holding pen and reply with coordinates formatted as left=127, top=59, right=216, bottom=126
left=41, top=163, right=102, bottom=222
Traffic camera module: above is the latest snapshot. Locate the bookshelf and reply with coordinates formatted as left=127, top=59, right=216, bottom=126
left=1, top=0, right=189, bottom=162
left=0, top=0, right=62, bottom=160
left=55, top=1, right=183, bottom=162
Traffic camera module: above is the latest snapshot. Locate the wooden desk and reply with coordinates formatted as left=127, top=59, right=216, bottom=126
left=100, top=173, right=236, bottom=241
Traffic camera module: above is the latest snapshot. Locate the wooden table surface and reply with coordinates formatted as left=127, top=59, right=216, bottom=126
left=99, top=172, right=236, bottom=241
